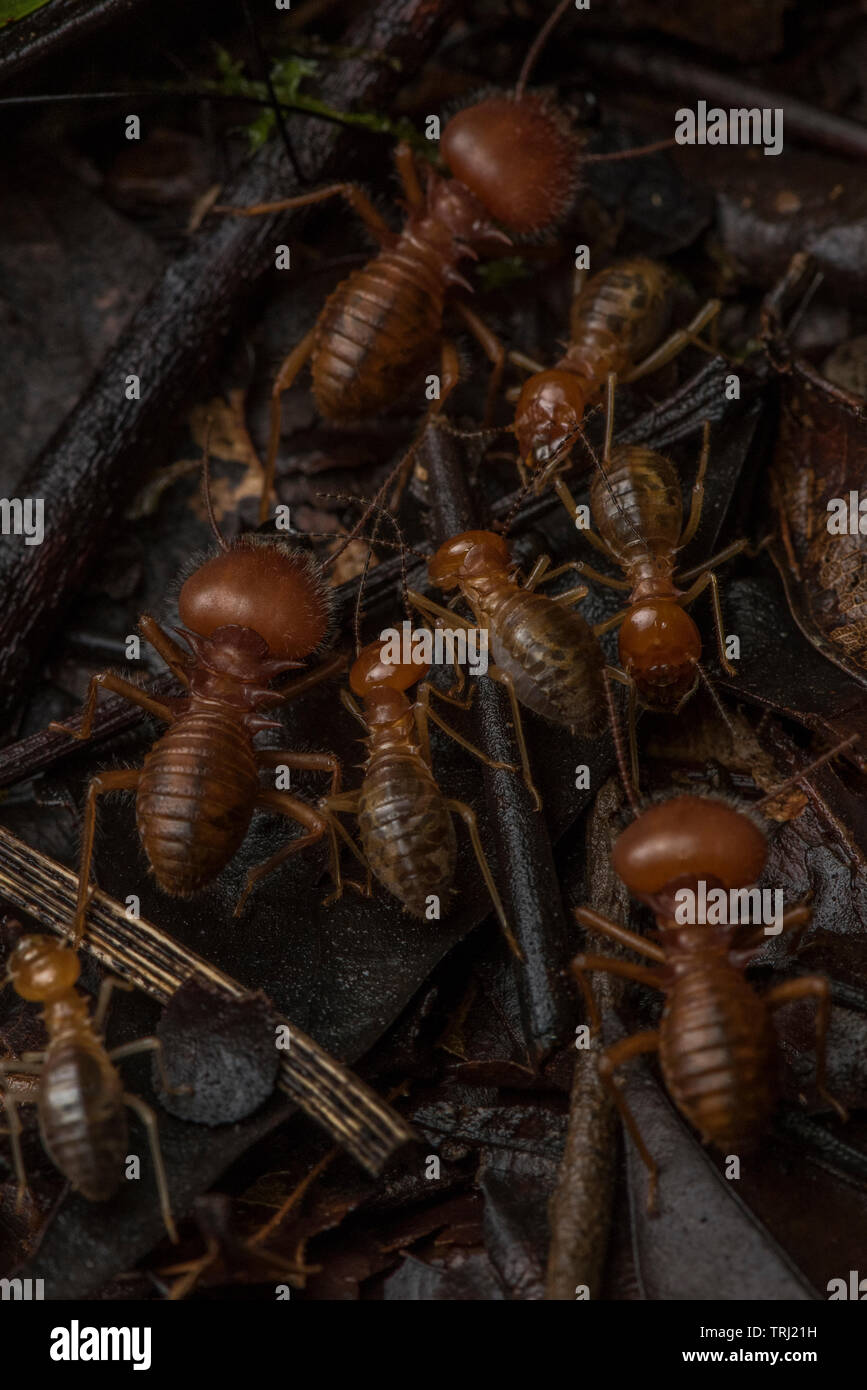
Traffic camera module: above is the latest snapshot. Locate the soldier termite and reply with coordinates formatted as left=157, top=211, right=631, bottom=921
left=48, top=461, right=349, bottom=945
left=322, top=639, right=522, bottom=957
left=511, top=257, right=721, bottom=487
left=549, top=375, right=747, bottom=783
left=408, top=527, right=635, bottom=811
left=213, top=0, right=678, bottom=522
left=570, top=737, right=857, bottom=1211
left=0, top=932, right=182, bottom=1240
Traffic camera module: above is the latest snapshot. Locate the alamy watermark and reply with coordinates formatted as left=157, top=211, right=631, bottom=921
left=379, top=621, right=488, bottom=678
left=0, top=498, right=43, bottom=545
left=675, top=101, right=783, bottom=156
left=674, top=881, right=784, bottom=935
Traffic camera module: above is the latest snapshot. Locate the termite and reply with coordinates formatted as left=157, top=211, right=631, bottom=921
left=215, top=0, right=677, bottom=521
left=549, top=376, right=747, bottom=781
left=48, top=464, right=347, bottom=944
left=512, top=257, right=720, bottom=486
left=322, top=639, right=521, bottom=956
left=570, top=740, right=856, bottom=1210
left=0, top=932, right=180, bottom=1239
left=408, top=528, right=625, bottom=809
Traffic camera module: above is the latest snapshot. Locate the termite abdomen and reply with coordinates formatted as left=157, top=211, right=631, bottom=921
left=590, top=446, right=683, bottom=563
left=39, top=1043, right=127, bottom=1201
left=488, top=587, right=607, bottom=731
left=358, top=755, right=457, bottom=918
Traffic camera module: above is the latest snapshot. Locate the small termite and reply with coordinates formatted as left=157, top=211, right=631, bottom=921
left=215, top=0, right=676, bottom=521
left=512, top=257, right=720, bottom=486
left=570, top=740, right=857, bottom=1210
left=0, top=933, right=180, bottom=1240
left=409, top=528, right=624, bottom=809
left=552, top=376, right=747, bottom=780
left=322, top=639, right=521, bottom=956
left=49, top=464, right=346, bottom=943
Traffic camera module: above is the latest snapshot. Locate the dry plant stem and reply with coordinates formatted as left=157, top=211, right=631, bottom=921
left=0, top=0, right=458, bottom=723
left=0, top=824, right=413, bottom=1174
left=0, top=0, right=153, bottom=89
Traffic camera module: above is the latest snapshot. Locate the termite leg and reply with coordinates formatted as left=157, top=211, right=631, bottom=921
left=339, top=687, right=369, bottom=731
left=257, top=748, right=342, bottom=798
left=765, top=976, right=848, bottom=1123
left=573, top=905, right=667, bottom=962
left=262, top=328, right=316, bottom=525
left=732, top=903, right=812, bottom=959
left=415, top=684, right=517, bottom=773
left=49, top=676, right=174, bottom=742
left=110, top=1036, right=190, bottom=1097
left=527, top=559, right=601, bottom=594
left=597, top=1031, right=662, bottom=1212
left=567, top=560, right=630, bottom=593
left=445, top=798, right=521, bottom=959
left=94, top=974, right=134, bottom=1034
left=319, top=794, right=369, bottom=904
left=675, top=422, right=711, bottom=552
left=273, top=650, right=348, bottom=703
left=486, top=664, right=542, bottom=812
left=570, top=953, right=666, bottom=1032
left=235, top=793, right=328, bottom=916
left=593, top=608, right=629, bottom=638
left=676, top=538, right=749, bottom=586
left=123, top=1093, right=178, bottom=1243
left=554, top=480, right=619, bottom=562
left=508, top=349, right=548, bottom=374
left=213, top=182, right=394, bottom=241
left=0, top=1087, right=33, bottom=1211
left=138, top=615, right=192, bottom=685
left=624, top=299, right=721, bottom=384
left=408, top=590, right=477, bottom=633
left=454, top=303, right=506, bottom=427
left=73, top=770, right=142, bottom=944
left=393, top=142, right=425, bottom=211
left=678, top=570, right=737, bottom=676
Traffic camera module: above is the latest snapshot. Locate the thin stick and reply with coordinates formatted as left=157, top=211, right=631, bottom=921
left=239, top=0, right=305, bottom=184
left=602, top=669, right=641, bottom=818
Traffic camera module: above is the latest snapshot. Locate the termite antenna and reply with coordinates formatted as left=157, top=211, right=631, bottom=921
left=497, top=473, right=538, bottom=536
left=581, top=137, right=678, bottom=164
left=695, top=663, right=737, bottom=745
left=755, top=734, right=861, bottom=811
left=322, top=440, right=419, bottom=567
left=602, top=668, right=641, bottom=818
left=239, top=0, right=306, bottom=185
left=201, top=424, right=229, bottom=553
left=515, top=0, right=574, bottom=99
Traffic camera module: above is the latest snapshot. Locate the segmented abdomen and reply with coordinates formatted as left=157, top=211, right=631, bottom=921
left=312, top=239, right=445, bottom=420
left=136, top=708, right=259, bottom=895
left=660, top=967, right=777, bottom=1150
left=39, top=1040, right=126, bottom=1200
left=486, top=586, right=607, bottom=732
left=591, top=445, right=683, bottom=562
left=565, top=258, right=673, bottom=387
left=358, top=754, right=456, bottom=917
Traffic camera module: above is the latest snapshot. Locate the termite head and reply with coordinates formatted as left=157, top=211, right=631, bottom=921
left=350, top=640, right=429, bottom=727
left=442, top=94, right=580, bottom=236
left=178, top=537, right=334, bottom=662
left=618, top=600, right=701, bottom=708
left=428, top=530, right=512, bottom=591
left=612, top=794, right=768, bottom=924
left=514, top=369, right=589, bottom=472
left=6, top=935, right=80, bottom=1002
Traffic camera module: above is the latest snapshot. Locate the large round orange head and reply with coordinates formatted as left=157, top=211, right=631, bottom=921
left=179, top=539, right=332, bottom=661
left=612, top=795, right=768, bottom=914
left=350, top=640, right=429, bottom=697
left=618, top=601, right=701, bottom=708
left=7, top=935, right=80, bottom=1003
left=441, top=94, right=580, bottom=235
left=427, top=531, right=511, bottom=590
left=515, top=370, right=590, bottom=471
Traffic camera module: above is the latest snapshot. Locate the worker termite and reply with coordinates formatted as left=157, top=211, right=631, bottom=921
left=48, top=465, right=347, bottom=944
left=322, top=639, right=521, bottom=956
left=512, top=256, right=720, bottom=486
left=215, top=0, right=677, bottom=522
left=549, top=376, right=747, bottom=781
left=570, top=738, right=857, bottom=1211
left=408, top=527, right=629, bottom=810
left=0, top=932, right=181, bottom=1239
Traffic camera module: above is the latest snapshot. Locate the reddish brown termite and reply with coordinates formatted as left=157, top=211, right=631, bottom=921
left=322, top=640, right=521, bottom=956
left=48, top=472, right=347, bottom=945
left=570, top=739, right=857, bottom=1211
left=511, top=256, right=720, bottom=486
left=0, top=933, right=180, bottom=1239
left=548, top=376, right=747, bottom=783
left=214, top=0, right=676, bottom=522
left=408, top=528, right=631, bottom=810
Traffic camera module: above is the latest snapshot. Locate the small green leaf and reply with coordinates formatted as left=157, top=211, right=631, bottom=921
left=0, top=0, right=53, bottom=23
